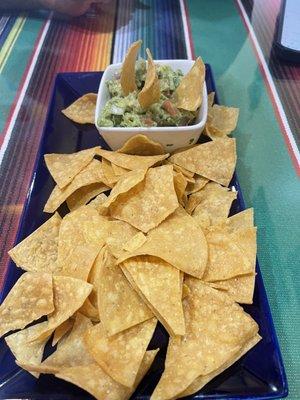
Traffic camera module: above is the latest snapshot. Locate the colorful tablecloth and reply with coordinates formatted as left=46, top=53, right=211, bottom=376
left=0, top=0, right=299, bottom=398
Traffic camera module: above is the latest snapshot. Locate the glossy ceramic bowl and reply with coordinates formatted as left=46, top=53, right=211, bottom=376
left=95, top=60, right=208, bottom=151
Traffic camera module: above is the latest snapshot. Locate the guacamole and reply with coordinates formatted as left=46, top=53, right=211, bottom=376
left=98, top=60, right=197, bottom=127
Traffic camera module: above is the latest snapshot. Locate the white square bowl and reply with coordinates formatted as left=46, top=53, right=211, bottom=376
left=95, top=60, right=207, bottom=152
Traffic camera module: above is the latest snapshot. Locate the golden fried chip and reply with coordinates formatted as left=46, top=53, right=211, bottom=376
left=103, top=168, right=147, bottom=209
left=151, top=279, right=258, bottom=400
left=84, top=318, right=157, bottom=387
left=216, top=208, right=254, bottom=233
left=98, top=248, right=153, bottom=336
left=8, top=213, right=61, bottom=273
left=66, top=182, right=109, bottom=211
left=209, top=274, right=256, bottom=304
left=138, top=49, right=160, bottom=109
left=110, top=165, right=179, bottom=233
left=44, top=147, right=100, bottom=189
left=55, top=349, right=158, bottom=400
left=101, top=159, right=119, bottom=186
left=203, top=227, right=257, bottom=282
left=31, top=275, right=92, bottom=341
left=87, top=192, right=108, bottom=209
left=185, top=175, right=209, bottom=195
left=117, top=134, right=165, bottom=156
left=62, top=93, right=97, bottom=124
left=111, top=163, right=130, bottom=177
left=79, top=298, right=99, bottom=322
left=6, top=321, right=49, bottom=378
left=207, top=91, right=215, bottom=108
left=169, top=138, right=236, bottom=186
left=59, top=243, right=99, bottom=281
left=0, top=273, right=54, bottom=337
left=106, top=220, right=139, bottom=259
left=121, top=256, right=185, bottom=336
left=173, top=171, right=187, bottom=205
left=170, top=163, right=194, bottom=180
left=44, top=159, right=107, bottom=213
left=120, top=40, right=142, bottom=95
left=118, top=207, right=207, bottom=278
left=122, top=232, right=146, bottom=253
left=96, top=148, right=168, bottom=170
left=205, top=104, right=239, bottom=140
left=52, top=318, right=74, bottom=346
left=57, top=206, right=110, bottom=267
left=179, top=334, right=261, bottom=397
left=173, top=57, right=205, bottom=111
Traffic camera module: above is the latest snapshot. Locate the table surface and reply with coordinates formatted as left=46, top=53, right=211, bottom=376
left=0, top=0, right=299, bottom=398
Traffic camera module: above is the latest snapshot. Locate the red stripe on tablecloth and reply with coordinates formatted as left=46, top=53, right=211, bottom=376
left=183, top=0, right=196, bottom=59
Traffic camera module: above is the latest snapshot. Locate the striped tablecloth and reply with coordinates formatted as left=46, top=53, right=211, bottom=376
left=0, top=0, right=299, bottom=398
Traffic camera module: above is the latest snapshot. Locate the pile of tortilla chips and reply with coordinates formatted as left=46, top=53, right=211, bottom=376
left=2, top=128, right=261, bottom=400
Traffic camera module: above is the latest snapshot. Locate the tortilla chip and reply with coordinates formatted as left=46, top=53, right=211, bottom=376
left=138, top=48, right=160, bottom=109
left=87, top=192, right=108, bottom=209
left=121, top=256, right=185, bottom=336
left=59, top=243, right=99, bottom=281
left=207, top=91, right=215, bottom=108
left=98, top=248, right=153, bottom=336
left=31, top=275, right=92, bottom=341
left=188, top=182, right=237, bottom=228
left=57, top=206, right=110, bottom=267
left=66, top=182, right=109, bottom=211
left=0, top=272, right=54, bottom=337
left=101, top=158, right=119, bottom=186
left=203, top=227, right=257, bottom=282
left=79, top=298, right=99, bottom=322
left=151, top=279, right=258, bottom=400
left=96, top=148, right=168, bottom=171
left=185, top=175, right=209, bottom=195
left=8, top=213, right=61, bottom=273
left=179, top=334, right=261, bottom=397
left=117, top=134, right=165, bottom=156
left=122, top=232, right=146, bottom=253
left=62, top=93, right=97, bottom=124
left=84, top=318, right=157, bottom=387
left=44, top=159, right=107, bottom=213
left=44, top=147, right=100, bottom=189
left=173, top=57, right=205, bottom=111
left=169, top=138, right=236, bottom=187
left=216, top=208, right=254, bottom=233
left=106, top=220, right=139, bottom=259
left=205, top=104, right=239, bottom=140
left=55, top=349, right=158, bottom=400
left=209, top=274, right=256, bottom=304
left=120, top=40, right=142, bottom=95
left=103, top=168, right=147, bottom=209
left=170, top=163, right=194, bottom=180
left=118, top=207, right=207, bottom=278
left=111, top=163, right=130, bottom=177
left=5, top=321, right=49, bottom=377
left=110, top=165, right=179, bottom=233
left=173, top=171, right=187, bottom=205
left=52, top=318, right=74, bottom=346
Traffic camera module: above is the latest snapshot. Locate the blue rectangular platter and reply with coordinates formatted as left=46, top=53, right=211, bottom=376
left=0, top=66, right=288, bottom=400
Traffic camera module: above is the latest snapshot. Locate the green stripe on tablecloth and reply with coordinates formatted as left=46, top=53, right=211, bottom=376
left=187, top=0, right=300, bottom=398
left=0, top=17, right=43, bottom=133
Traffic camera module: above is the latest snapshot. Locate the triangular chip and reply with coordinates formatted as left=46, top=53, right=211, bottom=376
left=52, top=318, right=74, bottom=346
left=121, top=256, right=185, bottom=336
left=0, top=272, right=54, bottom=337
left=5, top=321, right=49, bottom=378
left=44, top=147, right=100, bottom=189
left=87, top=192, right=108, bottom=209
left=138, top=49, right=160, bottom=109
left=122, top=232, right=146, bottom=253
left=44, top=159, right=107, bottom=213
left=118, top=207, right=207, bottom=278
left=111, top=163, right=130, bottom=177
left=98, top=248, right=153, bottom=336
left=106, top=220, right=139, bottom=259
left=207, top=91, right=215, bottom=108
left=209, top=274, right=256, bottom=304
left=84, top=318, right=157, bottom=387
left=151, top=279, right=258, bottom=400
left=96, top=148, right=168, bottom=170
left=31, top=275, right=92, bottom=341
left=110, top=165, right=179, bottom=233
left=179, top=334, right=261, bottom=397
left=214, top=208, right=254, bottom=233
left=117, top=134, right=165, bottom=156
left=101, top=158, right=119, bottom=186
left=66, top=182, right=109, bottom=211
left=203, top=227, right=256, bottom=281
left=62, top=93, right=97, bottom=124
left=59, top=243, right=99, bottom=281
left=8, top=213, right=61, bottom=273
left=55, top=349, right=158, bottom=400
left=173, top=57, right=205, bottom=111
left=205, top=104, right=239, bottom=140
left=173, top=171, right=187, bottom=205
left=186, top=174, right=209, bottom=195
left=120, top=40, right=142, bottom=95
left=79, top=298, right=99, bottom=322
left=169, top=138, right=236, bottom=186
